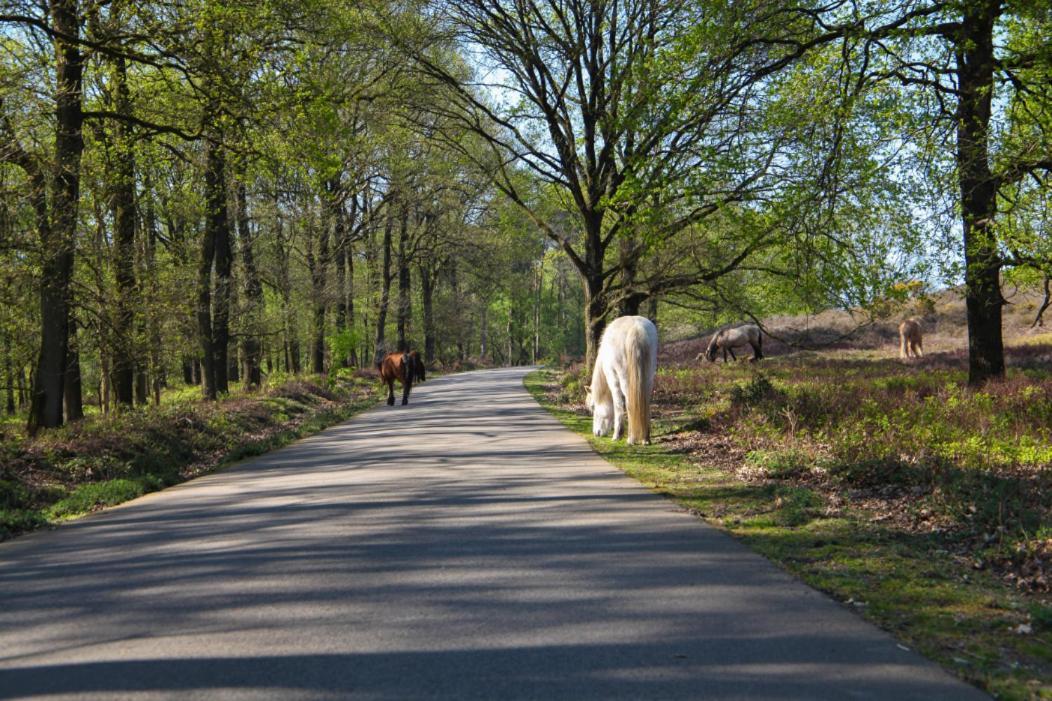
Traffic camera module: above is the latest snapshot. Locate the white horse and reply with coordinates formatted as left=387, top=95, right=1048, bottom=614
left=697, top=324, right=763, bottom=363
left=585, top=315, right=658, bottom=445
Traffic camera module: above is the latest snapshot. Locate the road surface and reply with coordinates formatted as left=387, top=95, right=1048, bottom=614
left=0, top=368, right=987, bottom=700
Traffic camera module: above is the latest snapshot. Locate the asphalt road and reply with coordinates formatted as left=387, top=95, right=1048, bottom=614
left=0, top=368, right=988, bottom=700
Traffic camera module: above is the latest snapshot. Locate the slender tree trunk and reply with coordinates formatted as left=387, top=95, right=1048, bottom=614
left=374, top=213, right=394, bottom=365
left=100, top=352, right=111, bottom=414
left=420, top=263, right=435, bottom=364
left=18, top=366, right=28, bottom=409
left=346, top=240, right=357, bottom=366
left=143, top=182, right=163, bottom=405
left=957, top=1, right=1004, bottom=385
left=236, top=179, right=263, bottom=387
left=197, top=140, right=221, bottom=400
left=396, top=208, right=411, bottom=352
left=309, top=214, right=330, bottom=375
left=480, top=305, right=488, bottom=360
left=274, top=201, right=300, bottom=375
left=28, top=0, right=84, bottom=433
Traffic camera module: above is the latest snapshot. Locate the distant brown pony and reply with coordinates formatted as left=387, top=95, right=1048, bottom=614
left=899, top=317, right=923, bottom=359
left=378, top=351, right=424, bottom=406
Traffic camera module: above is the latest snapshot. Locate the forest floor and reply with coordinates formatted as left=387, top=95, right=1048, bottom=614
left=0, top=373, right=379, bottom=542
left=526, top=292, right=1052, bottom=701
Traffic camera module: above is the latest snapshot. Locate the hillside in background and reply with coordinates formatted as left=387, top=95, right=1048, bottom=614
left=660, top=286, right=1052, bottom=367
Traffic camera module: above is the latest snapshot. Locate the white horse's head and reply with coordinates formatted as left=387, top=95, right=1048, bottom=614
left=588, top=391, right=613, bottom=436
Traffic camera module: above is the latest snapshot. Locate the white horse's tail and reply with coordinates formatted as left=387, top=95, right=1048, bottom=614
left=625, top=323, right=653, bottom=444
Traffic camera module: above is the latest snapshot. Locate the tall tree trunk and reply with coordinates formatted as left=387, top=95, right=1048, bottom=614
left=308, top=212, right=330, bottom=375
left=100, top=352, right=111, bottom=414
left=28, top=0, right=84, bottom=433
left=274, top=201, right=300, bottom=375
left=212, top=147, right=233, bottom=394
left=374, top=213, right=394, bottom=365
left=111, top=54, right=137, bottom=407
left=143, top=180, right=163, bottom=404
left=420, top=263, right=435, bottom=364
left=957, top=1, right=1004, bottom=385
left=479, top=304, right=488, bottom=360
left=236, top=179, right=263, bottom=387
left=396, top=208, right=411, bottom=352
left=196, top=140, right=222, bottom=400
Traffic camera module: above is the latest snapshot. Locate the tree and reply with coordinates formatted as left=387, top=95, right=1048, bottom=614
left=405, top=0, right=874, bottom=367
left=824, top=0, right=1052, bottom=384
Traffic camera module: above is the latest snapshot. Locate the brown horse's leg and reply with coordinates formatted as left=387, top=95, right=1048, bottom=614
left=401, top=378, right=412, bottom=405
left=727, top=348, right=737, bottom=362
left=386, top=379, right=395, bottom=406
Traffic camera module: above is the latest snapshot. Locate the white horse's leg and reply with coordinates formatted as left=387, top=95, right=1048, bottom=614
left=611, top=385, right=627, bottom=440
left=603, top=363, right=626, bottom=440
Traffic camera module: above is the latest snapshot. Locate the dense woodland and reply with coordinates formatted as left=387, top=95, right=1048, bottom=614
left=1, top=0, right=1050, bottom=432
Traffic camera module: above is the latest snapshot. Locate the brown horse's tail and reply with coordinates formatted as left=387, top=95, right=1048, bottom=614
left=625, top=326, right=651, bottom=444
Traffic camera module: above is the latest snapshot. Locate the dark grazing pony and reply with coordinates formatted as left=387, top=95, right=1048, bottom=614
left=378, top=351, right=426, bottom=406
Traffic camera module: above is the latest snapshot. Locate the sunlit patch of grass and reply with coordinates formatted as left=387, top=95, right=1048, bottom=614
left=45, top=478, right=155, bottom=520
left=525, top=368, right=1051, bottom=700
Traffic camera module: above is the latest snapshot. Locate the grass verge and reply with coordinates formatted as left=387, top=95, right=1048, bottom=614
left=0, top=376, right=379, bottom=539
left=526, top=368, right=1051, bottom=701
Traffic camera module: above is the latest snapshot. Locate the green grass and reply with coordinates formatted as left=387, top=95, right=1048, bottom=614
left=526, top=368, right=1052, bottom=700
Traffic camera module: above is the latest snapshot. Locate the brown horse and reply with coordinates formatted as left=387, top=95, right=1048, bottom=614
left=378, top=351, right=425, bottom=406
